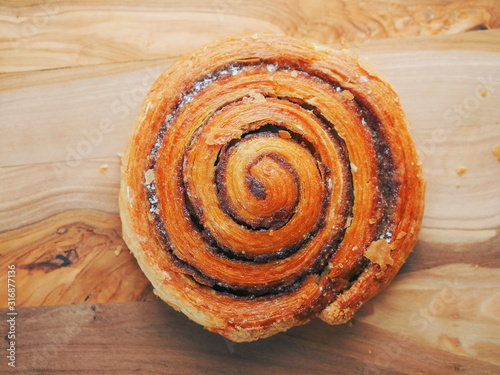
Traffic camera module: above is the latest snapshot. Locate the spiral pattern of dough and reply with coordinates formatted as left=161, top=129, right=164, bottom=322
left=120, top=34, right=425, bottom=342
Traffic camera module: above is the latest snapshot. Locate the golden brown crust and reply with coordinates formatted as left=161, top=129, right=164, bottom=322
left=119, top=33, right=425, bottom=342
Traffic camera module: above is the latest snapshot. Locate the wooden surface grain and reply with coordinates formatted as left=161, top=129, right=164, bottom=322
left=4, top=301, right=500, bottom=375
left=1, top=0, right=499, bottom=73
left=1, top=1, right=500, bottom=373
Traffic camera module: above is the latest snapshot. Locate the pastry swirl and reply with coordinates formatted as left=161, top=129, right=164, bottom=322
left=119, top=34, right=425, bottom=342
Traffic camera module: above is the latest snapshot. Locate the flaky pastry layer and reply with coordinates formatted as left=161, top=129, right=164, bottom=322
left=119, top=34, right=425, bottom=342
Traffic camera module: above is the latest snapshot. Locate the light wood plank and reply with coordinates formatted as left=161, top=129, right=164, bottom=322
left=357, top=264, right=500, bottom=367
left=1, top=0, right=499, bottom=72
left=1, top=301, right=498, bottom=374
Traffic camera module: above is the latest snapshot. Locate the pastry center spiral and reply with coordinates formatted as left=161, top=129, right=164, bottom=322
left=216, top=134, right=301, bottom=230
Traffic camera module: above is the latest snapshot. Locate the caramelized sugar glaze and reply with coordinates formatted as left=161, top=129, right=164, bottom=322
left=120, top=34, right=425, bottom=342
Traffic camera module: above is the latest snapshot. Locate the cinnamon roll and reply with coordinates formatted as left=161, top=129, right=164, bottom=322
left=119, top=34, right=425, bottom=342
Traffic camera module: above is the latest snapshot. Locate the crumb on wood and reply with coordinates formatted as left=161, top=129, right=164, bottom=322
left=340, top=37, right=348, bottom=49
left=456, top=166, right=467, bottom=176
left=493, top=145, right=500, bottom=161
left=114, top=245, right=123, bottom=256
left=456, top=182, right=461, bottom=188
left=117, top=152, right=124, bottom=158
left=100, top=164, right=109, bottom=174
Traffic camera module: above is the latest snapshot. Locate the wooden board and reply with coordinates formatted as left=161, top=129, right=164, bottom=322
left=1, top=0, right=499, bottom=73
left=1, top=1, right=500, bottom=373
left=5, top=302, right=500, bottom=374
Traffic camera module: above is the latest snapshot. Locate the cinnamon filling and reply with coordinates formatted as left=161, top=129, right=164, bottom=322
left=143, top=60, right=399, bottom=298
